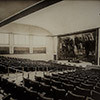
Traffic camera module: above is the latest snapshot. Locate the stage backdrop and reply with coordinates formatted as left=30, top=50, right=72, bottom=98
left=58, top=29, right=98, bottom=64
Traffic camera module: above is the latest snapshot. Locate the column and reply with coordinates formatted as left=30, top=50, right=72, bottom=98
left=9, top=33, right=14, bottom=54
left=98, top=28, right=100, bottom=65
left=53, top=36, right=58, bottom=60
left=29, top=35, right=33, bottom=54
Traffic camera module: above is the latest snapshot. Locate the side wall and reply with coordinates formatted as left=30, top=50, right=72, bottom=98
left=0, top=23, right=54, bottom=61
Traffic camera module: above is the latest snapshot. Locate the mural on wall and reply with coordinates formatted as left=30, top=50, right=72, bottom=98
left=14, top=47, right=29, bottom=54
left=0, top=47, right=9, bottom=54
left=58, top=29, right=98, bottom=64
left=33, top=47, right=46, bottom=54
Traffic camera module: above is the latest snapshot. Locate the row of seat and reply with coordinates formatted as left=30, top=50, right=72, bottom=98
left=24, top=77, right=100, bottom=100
left=0, top=76, right=55, bottom=100
left=35, top=69, right=100, bottom=90
left=0, top=84, right=16, bottom=100
left=23, top=68, right=100, bottom=100
left=0, top=69, right=100, bottom=100
left=0, top=56, right=76, bottom=74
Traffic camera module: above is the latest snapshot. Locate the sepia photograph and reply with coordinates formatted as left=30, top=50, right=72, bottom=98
left=0, top=0, right=100, bottom=100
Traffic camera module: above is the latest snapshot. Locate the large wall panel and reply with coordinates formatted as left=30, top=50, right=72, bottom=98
left=14, top=34, right=29, bottom=45
left=0, top=33, right=9, bottom=44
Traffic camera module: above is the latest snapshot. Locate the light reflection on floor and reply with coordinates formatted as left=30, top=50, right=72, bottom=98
left=2, top=71, right=44, bottom=85
left=1, top=69, right=75, bottom=86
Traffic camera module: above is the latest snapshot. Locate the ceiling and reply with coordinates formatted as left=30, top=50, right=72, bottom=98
left=0, top=0, right=41, bottom=22
left=14, top=0, right=100, bottom=35
left=0, top=0, right=62, bottom=27
left=0, top=0, right=100, bottom=36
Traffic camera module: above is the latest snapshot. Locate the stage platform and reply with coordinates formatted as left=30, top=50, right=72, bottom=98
left=57, top=60, right=95, bottom=68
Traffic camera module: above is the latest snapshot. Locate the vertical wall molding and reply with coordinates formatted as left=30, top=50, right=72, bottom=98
left=53, top=36, right=58, bottom=60
left=98, top=28, right=100, bottom=65
left=29, top=35, right=33, bottom=54
left=9, top=33, right=14, bottom=54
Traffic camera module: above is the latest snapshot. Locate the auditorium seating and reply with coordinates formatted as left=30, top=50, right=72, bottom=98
left=52, top=86, right=66, bottom=100
left=94, top=86, right=100, bottom=93
left=39, top=83, right=51, bottom=94
left=0, top=56, right=100, bottom=100
left=24, top=78, right=41, bottom=92
left=38, top=93, right=53, bottom=100
left=35, top=76, right=42, bottom=82
left=73, top=86, right=91, bottom=97
left=80, top=82, right=94, bottom=90
left=91, top=90, right=100, bottom=100
left=62, top=82, right=74, bottom=92
left=22, top=68, right=100, bottom=100
left=96, top=83, right=100, bottom=87
left=66, top=91, right=86, bottom=100
left=0, top=56, right=76, bottom=74
left=60, top=78, right=69, bottom=84
left=2, top=94, right=11, bottom=100
left=51, top=80, right=62, bottom=88
left=42, top=78, right=51, bottom=85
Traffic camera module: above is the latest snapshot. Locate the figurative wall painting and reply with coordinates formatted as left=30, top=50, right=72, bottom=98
left=58, top=29, right=98, bottom=64
left=14, top=47, right=29, bottom=54
left=33, top=47, right=46, bottom=54
left=0, top=47, right=9, bottom=54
